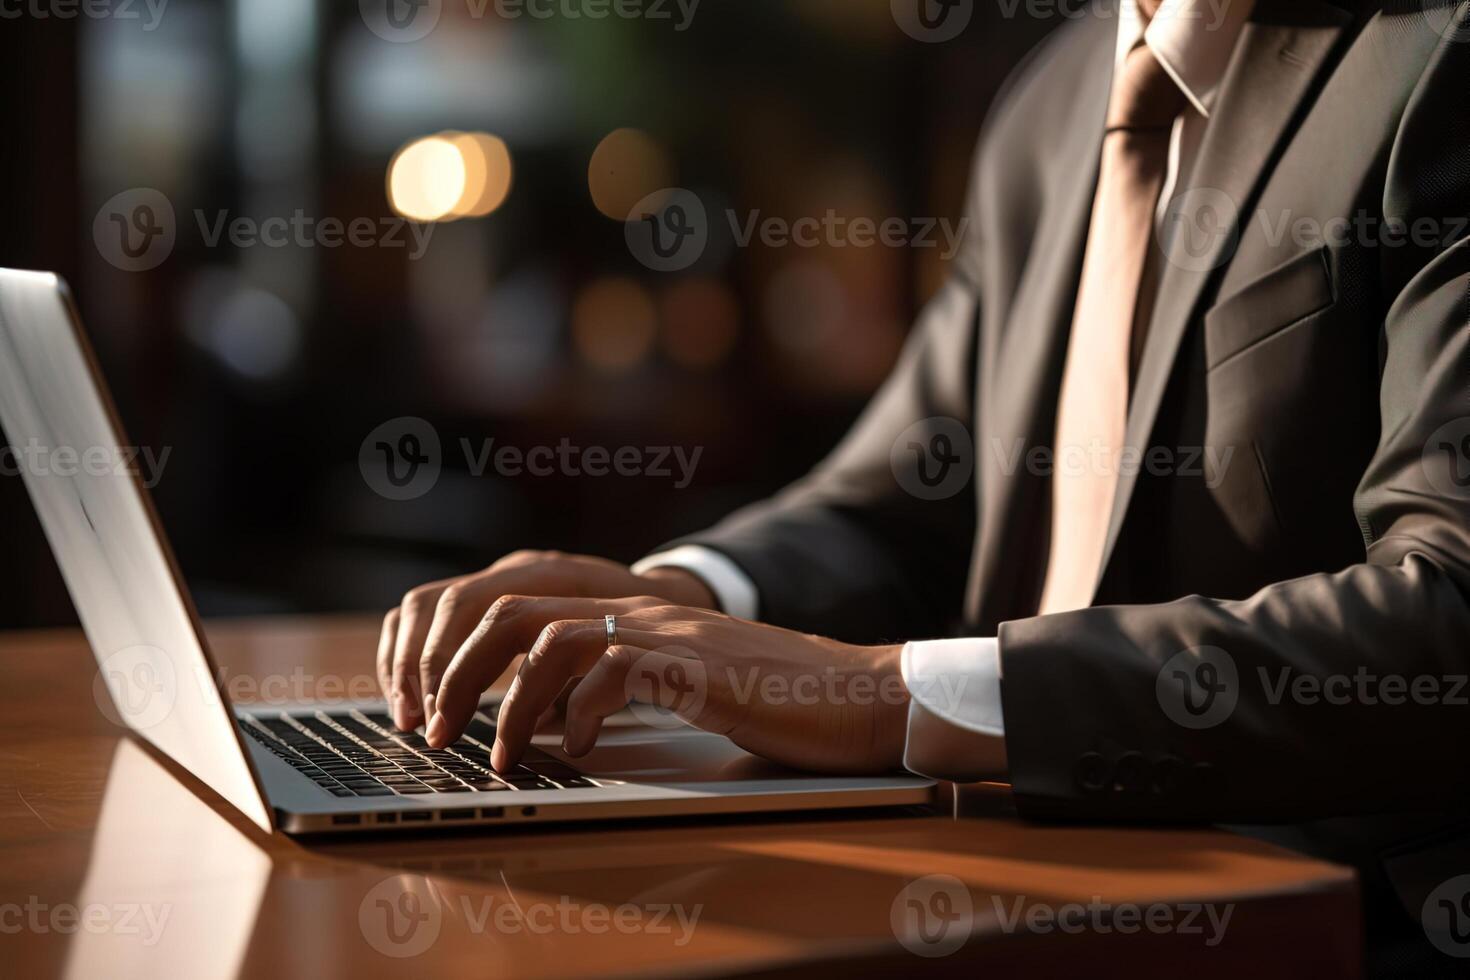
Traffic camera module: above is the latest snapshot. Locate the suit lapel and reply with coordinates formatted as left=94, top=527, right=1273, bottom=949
left=1096, top=0, right=1353, bottom=586
left=969, top=17, right=1117, bottom=629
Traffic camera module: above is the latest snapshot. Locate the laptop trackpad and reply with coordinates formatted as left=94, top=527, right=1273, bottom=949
left=534, top=727, right=811, bottom=784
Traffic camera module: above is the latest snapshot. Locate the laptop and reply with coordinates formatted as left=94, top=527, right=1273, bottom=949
left=0, top=269, right=935, bottom=835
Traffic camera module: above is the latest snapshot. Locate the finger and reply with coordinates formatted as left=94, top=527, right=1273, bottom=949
left=426, top=596, right=663, bottom=748
left=491, top=620, right=600, bottom=769
left=561, top=644, right=648, bottom=756
left=376, top=607, right=400, bottom=703
left=533, top=678, right=579, bottom=732
left=491, top=621, right=665, bottom=770
left=391, top=582, right=450, bottom=729
left=419, top=575, right=495, bottom=709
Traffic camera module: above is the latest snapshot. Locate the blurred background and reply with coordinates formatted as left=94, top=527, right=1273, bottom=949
left=0, top=0, right=1049, bottom=629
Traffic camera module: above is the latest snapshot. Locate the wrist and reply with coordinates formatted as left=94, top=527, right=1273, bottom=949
left=639, top=566, right=718, bottom=610
left=861, top=643, right=911, bottom=771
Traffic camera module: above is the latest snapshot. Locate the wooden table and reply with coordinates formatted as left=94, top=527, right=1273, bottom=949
left=0, top=616, right=1361, bottom=978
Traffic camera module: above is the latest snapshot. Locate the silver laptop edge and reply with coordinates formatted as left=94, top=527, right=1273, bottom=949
left=0, top=269, right=934, bottom=836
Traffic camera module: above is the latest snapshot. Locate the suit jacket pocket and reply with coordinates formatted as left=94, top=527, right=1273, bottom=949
left=1204, top=246, right=1334, bottom=371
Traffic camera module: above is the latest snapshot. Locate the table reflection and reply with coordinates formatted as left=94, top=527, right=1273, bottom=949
left=62, top=739, right=272, bottom=980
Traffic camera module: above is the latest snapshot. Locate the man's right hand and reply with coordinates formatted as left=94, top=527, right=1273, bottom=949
left=375, top=550, right=716, bottom=730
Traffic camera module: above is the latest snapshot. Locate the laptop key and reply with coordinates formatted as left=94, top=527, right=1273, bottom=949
left=465, top=779, right=509, bottom=791
left=464, top=719, right=498, bottom=746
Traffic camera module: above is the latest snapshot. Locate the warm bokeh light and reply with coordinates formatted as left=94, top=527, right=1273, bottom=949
left=660, top=278, right=739, bottom=369
left=572, top=276, right=658, bottom=373
left=451, top=131, right=514, bottom=218
left=588, top=128, right=674, bottom=221
left=388, top=135, right=466, bottom=222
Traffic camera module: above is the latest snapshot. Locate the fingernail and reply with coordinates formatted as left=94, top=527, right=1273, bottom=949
left=425, top=712, right=446, bottom=747
left=491, top=739, right=508, bottom=772
left=423, top=692, right=437, bottom=722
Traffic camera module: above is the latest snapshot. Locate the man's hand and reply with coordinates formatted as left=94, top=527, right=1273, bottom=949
left=376, top=551, right=716, bottom=730
left=421, top=598, right=911, bottom=776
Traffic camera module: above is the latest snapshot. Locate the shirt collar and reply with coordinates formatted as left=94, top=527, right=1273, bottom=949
left=1114, top=0, right=1256, bottom=118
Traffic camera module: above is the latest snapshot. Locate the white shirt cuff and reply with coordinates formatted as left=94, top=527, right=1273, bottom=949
left=632, top=546, right=760, bottom=621
left=900, top=637, right=1008, bottom=782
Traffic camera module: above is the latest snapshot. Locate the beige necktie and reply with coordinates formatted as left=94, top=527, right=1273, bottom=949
left=1039, top=41, right=1185, bottom=616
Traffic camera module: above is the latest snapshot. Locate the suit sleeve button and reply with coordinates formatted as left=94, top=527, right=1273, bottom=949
left=1074, top=752, right=1109, bottom=793
left=1111, top=752, right=1151, bottom=798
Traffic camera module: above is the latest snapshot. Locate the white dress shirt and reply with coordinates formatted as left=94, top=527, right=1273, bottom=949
left=635, top=0, right=1254, bottom=781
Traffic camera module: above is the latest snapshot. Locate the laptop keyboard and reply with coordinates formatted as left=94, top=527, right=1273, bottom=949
left=241, top=709, right=599, bottom=798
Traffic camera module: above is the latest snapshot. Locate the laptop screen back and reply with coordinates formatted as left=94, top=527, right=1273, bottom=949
left=0, top=269, right=272, bottom=832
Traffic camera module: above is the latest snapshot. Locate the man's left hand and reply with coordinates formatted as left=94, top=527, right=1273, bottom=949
left=422, top=597, right=911, bottom=775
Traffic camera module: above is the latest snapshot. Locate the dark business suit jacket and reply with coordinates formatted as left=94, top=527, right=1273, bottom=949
left=675, top=0, right=1470, bottom=855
